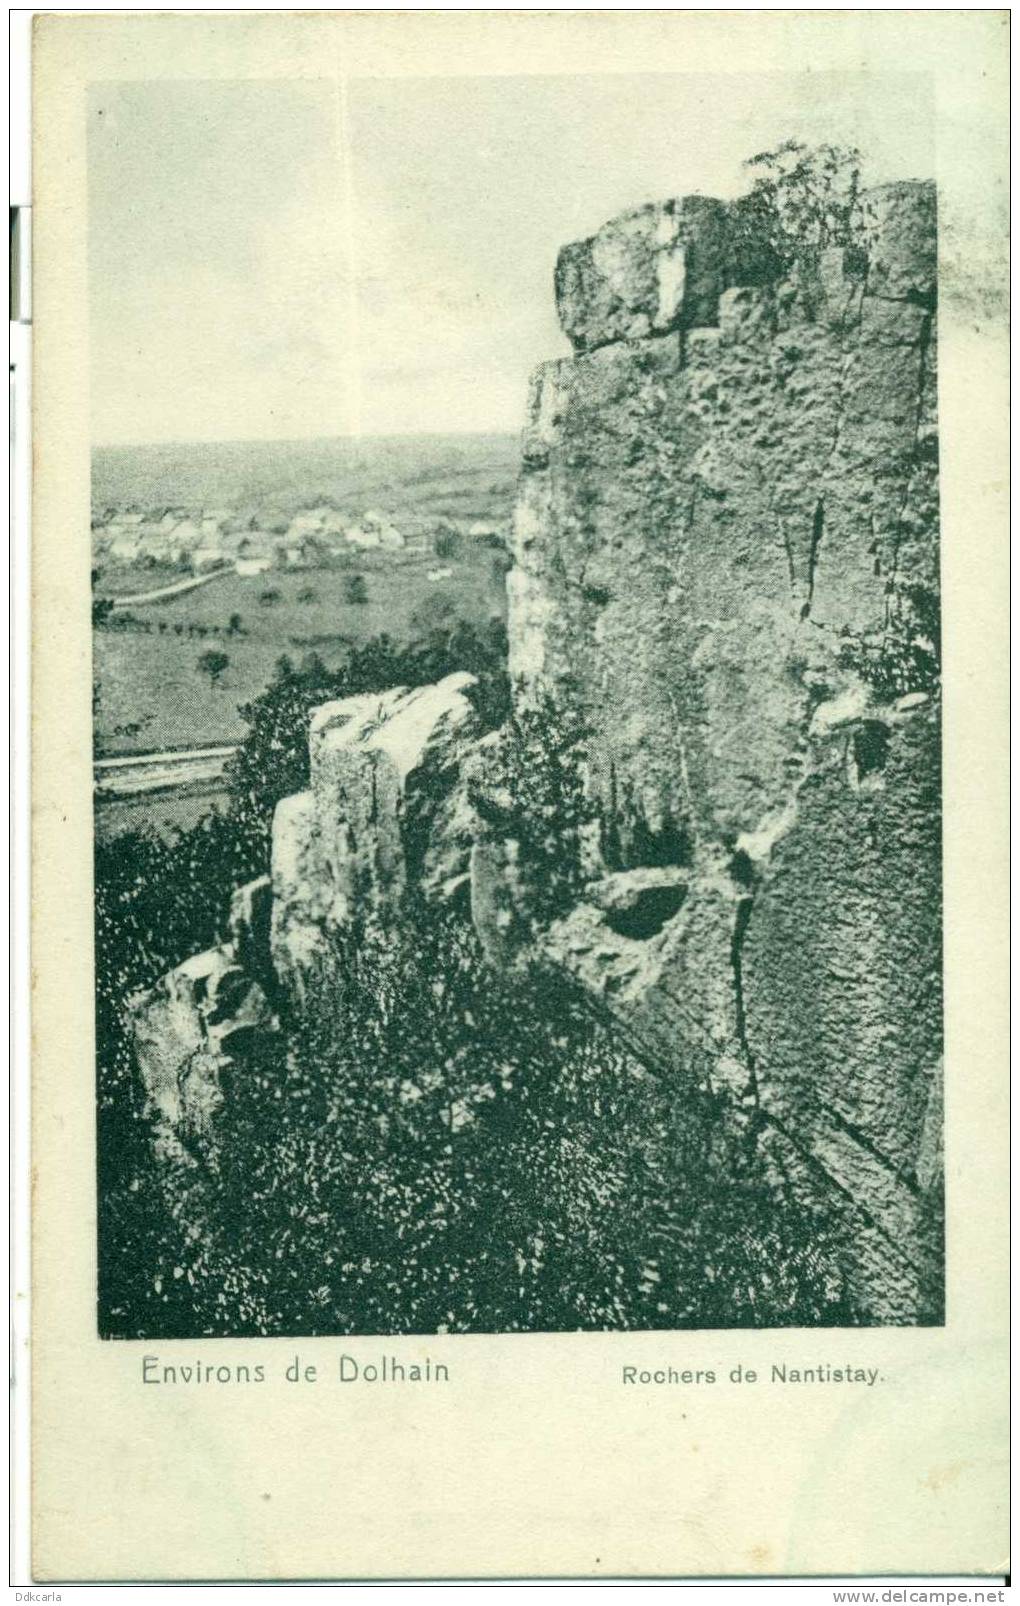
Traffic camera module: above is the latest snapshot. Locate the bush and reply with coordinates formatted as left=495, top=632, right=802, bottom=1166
left=197, top=648, right=229, bottom=686
left=468, top=688, right=596, bottom=925
left=91, top=569, right=114, bottom=629
left=410, top=591, right=456, bottom=638
left=101, top=902, right=858, bottom=1337
left=744, top=140, right=863, bottom=259
left=95, top=811, right=266, bottom=1336
left=729, top=141, right=867, bottom=299
left=433, top=526, right=461, bottom=561
left=838, top=583, right=941, bottom=703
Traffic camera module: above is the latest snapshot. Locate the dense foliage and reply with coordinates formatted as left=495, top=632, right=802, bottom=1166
left=97, top=616, right=856, bottom=1338
left=744, top=141, right=864, bottom=257
left=100, top=902, right=857, bottom=1337
left=729, top=141, right=868, bottom=301
left=95, top=811, right=266, bottom=1332
left=838, top=582, right=941, bottom=703
left=467, top=689, right=597, bottom=925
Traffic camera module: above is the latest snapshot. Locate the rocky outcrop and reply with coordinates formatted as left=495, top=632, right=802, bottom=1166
left=129, top=673, right=482, bottom=1145
left=127, top=166, right=942, bottom=1324
left=554, top=196, right=735, bottom=353
left=270, top=672, right=480, bottom=991
left=496, top=176, right=942, bottom=1321
left=128, top=938, right=277, bottom=1156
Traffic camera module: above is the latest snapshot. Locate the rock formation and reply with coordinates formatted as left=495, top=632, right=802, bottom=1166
left=127, top=166, right=942, bottom=1322
left=129, top=673, right=481, bottom=1145
left=126, top=937, right=277, bottom=1155
left=270, top=673, right=480, bottom=991
left=496, top=176, right=942, bottom=1321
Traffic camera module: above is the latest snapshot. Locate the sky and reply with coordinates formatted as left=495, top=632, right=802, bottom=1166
left=88, top=72, right=935, bottom=445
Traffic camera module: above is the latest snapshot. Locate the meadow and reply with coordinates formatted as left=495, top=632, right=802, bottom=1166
left=93, top=546, right=507, bottom=756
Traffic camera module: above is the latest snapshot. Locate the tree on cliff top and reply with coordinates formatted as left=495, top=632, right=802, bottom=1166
left=747, top=141, right=862, bottom=246
left=731, top=141, right=866, bottom=289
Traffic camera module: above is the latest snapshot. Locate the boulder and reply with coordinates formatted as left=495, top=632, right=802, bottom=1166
left=269, top=673, right=481, bottom=990
left=128, top=946, right=277, bottom=1144
left=555, top=196, right=731, bottom=353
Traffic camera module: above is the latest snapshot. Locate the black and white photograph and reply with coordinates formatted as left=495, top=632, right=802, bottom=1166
left=23, top=9, right=1010, bottom=1584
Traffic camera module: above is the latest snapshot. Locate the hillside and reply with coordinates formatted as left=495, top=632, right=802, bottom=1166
left=92, top=433, right=519, bottom=525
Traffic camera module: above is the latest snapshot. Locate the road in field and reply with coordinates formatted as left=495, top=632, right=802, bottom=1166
left=94, top=744, right=239, bottom=797
left=108, top=569, right=234, bottom=609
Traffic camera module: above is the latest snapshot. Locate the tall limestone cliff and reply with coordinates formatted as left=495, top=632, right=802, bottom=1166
left=485, top=176, right=941, bottom=1322
left=128, top=169, right=941, bottom=1323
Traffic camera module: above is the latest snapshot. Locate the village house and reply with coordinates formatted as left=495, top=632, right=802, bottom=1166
left=285, top=502, right=353, bottom=542
left=345, top=525, right=381, bottom=550
left=286, top=509, right=325, bottom=540
left=192, top=544, right=227, bottom=573
left=318, top=508, right=350, bottom=538
left=236, top=556, right=272, bottom=578
left=229, top=532, right=276, bottom=576
left=168, top=517, right=202, bottom=551
left=108, top=531, right=143, bottom=563
left=346, top=509, right=404, bottom=550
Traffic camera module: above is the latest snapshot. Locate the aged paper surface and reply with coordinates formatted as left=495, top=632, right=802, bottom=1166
left=32, top=10, right=1008, bottom=1581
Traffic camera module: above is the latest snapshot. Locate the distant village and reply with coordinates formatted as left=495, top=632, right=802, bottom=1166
left=92, top=501, right=507, bottom=580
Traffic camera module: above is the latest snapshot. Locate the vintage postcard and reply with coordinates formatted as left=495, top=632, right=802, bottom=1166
left=29, top=9, right=1008, bottom=1582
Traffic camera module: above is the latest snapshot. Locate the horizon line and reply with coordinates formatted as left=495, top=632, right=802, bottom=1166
left=92, top=428, right=521, bottom=452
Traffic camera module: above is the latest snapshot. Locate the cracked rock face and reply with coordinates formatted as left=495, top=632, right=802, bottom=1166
left=515, top=187, right=937, bottom=851
left=126, top=167, right=943, bottom=1325
left=741, top=701, right=943, bottom=1319
left=271, top=672, right=481, bottom=992
left=555, top=196, right=734, bottom=353
left=501, top=178, right=942, bottom=1321
left=128, top=945, right=277, bottom=1152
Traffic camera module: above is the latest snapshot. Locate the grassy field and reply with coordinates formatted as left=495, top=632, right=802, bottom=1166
left=94, top=548, right=507, bottom=755
left=94, top=784, right=231, bottom=843
left=95, top=562, right=184, bottom=598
